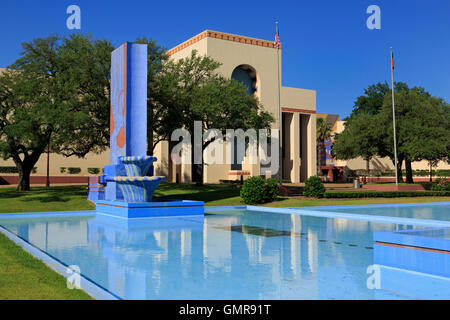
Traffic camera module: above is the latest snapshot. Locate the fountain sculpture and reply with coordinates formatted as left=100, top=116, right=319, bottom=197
left=88, top=42, right=204, bottom=218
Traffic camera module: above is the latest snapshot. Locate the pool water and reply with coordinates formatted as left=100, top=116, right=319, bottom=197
left=1, top=209, right=444, bottom=300
left=301, top=203, right=450, bottom=222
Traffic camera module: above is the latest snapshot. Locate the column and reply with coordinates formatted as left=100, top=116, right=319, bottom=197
left=307, top=113, right=317, bottom=178
left=290, top=113, right=301, bottom=183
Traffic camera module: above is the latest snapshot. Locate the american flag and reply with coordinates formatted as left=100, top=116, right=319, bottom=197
left=274, top=23, right=280, bottom=49
left=391, top=50, right=395, bottom=70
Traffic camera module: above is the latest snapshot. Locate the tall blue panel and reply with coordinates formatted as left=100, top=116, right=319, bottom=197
left=107, top=42, right=148, bottom=201
left=110, top=42, right=148, bottom=165
left=126, top=44, right=148, bottom=157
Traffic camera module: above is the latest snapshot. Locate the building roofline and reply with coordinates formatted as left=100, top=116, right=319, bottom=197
left=282, top=85, right=316, bottom=93
left=166, top=30, right=280, bottom=56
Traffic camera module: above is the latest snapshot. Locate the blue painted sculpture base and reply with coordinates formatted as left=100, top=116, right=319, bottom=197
left=90, top=213, right=204, bottom=233
left=95, top=199, right=204, bottom=218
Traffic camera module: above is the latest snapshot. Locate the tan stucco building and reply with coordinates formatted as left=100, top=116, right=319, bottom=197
left=155, top=30, right=317, bottom=183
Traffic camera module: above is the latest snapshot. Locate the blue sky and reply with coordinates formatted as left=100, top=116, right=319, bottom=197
left=1, top=0, right=449, bottom=117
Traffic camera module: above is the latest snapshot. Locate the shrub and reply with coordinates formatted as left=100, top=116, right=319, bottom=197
left=431, top=178, right=450, bottom=191
left=67, top=167, right=81, bottom=174
left=219, top=179, right=241, bottom=184
left=87, top=167, right=100, bottom=175
left=0, top=166, right=37, bottom=174
left=437, top=170, right=450, bottom=178
left=264, top=178, right=280, bottom=203
left=60, top=167, right=67, bottom=173
left=240, top=176, right=280, bottom=204
left=240, top=176, right=265, bottom=204
left=348, top=169, right=450, bottom=178
left=303, top=176, right=325, bottom=198
left=0, top=166, right=19, bottom=174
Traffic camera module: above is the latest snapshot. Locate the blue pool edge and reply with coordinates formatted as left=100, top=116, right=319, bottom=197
left=1, top=201, right=449, bottom=300
left=205, top=204, right=450, bottom=228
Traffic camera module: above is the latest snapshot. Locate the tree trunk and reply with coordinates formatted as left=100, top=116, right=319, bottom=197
left=365, top=159, right=370, bottom=184
left=190, top=126, right=203, bottom=185
left=429, top=162, right=433, bottom=182
left=394, top=158, right=404, bottom=183
left=192, top=163, right=203, bottom=185
left=405, top=158, right=413, bottom=184
left=12, top=149, right=44, bottom=192
left=16, top=163, right=33, bottom=191
left=366, top=159, right=370, bottom=177
left=198, top=160, right=204, bottom=186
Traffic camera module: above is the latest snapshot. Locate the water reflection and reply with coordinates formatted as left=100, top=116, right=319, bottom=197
left=307, top=204, right=450, bottom=222
left=0, top=211, right=427, bottom=299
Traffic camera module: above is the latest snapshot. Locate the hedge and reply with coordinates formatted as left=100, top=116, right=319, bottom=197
left=431, top=178, right=450, bottom=191
left=67, top=167, right=82, bottom=174
left=87, top=168, right=100, bottom=175
left=352, top=169, right=450, bottom=177
left=219, top=179, right=241, bottom=184
left=0, top=166, right=37, bottom=174
left=324, top=191, right=450, bottom=198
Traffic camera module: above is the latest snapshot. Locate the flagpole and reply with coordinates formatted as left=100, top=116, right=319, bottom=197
left=276, top=21, right=282, bottom=185
left=390, top=47, right=399, bottom=186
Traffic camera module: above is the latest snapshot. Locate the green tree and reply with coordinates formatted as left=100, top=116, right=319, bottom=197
left=0, top=69, right=50, bottom=191
left=378, top=87, right=450, bottom=183
left=134, top=37, right=183, bottom=154
left=333, top=113, right=380, bottom=176
left=192, top=76, right=274, bottom=182
left=333, top=82, right=449, bottom=184
left=163, top=51, right=221, bottom=183
left=0, top=34, right=113, bottom=190
left=336, top=82, right=390, bottom=175
left=162, top=50, right=274, bottom=184
left=351, top=82, right=390, bottom=117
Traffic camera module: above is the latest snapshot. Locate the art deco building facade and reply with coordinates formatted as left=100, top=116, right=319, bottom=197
left=154, top=30, right=317, bottom=183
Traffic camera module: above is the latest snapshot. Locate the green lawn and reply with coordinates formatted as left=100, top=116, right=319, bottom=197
left=0, top=185, right=95, bottom=213
left=0, top=183, right=449, bottom=300
left=0, top=233, right=92, bottom=300
left=261, top=196, right=450, bottom=207
left=0, top=185, right=95, bottom=299
left=0, top=183, right=449, bottom=211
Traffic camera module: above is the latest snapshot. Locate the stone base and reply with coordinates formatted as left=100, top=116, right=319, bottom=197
left=95, top=199, right=204, bottom=218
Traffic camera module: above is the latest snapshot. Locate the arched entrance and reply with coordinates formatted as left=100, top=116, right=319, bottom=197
left=231, top=65, right=257, bottom=95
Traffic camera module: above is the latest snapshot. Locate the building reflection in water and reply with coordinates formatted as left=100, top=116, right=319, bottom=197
left=0, top=211, right=420, bottom=299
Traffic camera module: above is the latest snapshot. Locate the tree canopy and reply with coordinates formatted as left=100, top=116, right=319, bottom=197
left=162, top=50, right=274, bottom=183
left=333, top=82, right=450, bottom=182
left=0, top=35, right=274, bottom=189
left=0, top=34, right=113, bottom=190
